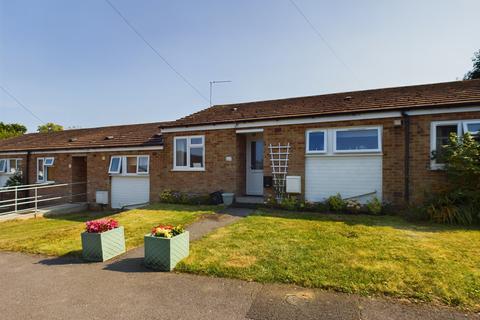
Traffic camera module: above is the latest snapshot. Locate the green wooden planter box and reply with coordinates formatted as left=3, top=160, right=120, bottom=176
left=144, top=231, right=189, bottom=271
left=81, top=226, right=126, bottom=262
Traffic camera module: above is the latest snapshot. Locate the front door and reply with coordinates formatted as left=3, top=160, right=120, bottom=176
left=246, top=135, right=264, bottom=196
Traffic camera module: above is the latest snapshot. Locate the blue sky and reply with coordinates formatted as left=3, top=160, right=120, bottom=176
left=1, top=0, right=479, bottom=132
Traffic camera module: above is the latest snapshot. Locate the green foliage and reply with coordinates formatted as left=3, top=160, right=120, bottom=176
left=0, top=122, right=27, bottom=140
left=326, top=193, right=346, bottom=212
left=345, top=199, right=361, bottom=214
left=427, top=133, right=480, bottom=225
left=366, top=197, right=383, bottom=215
left=159, top=189, right=211, bottom=205
left=4, top=172, right=23, bottom=187
left=37, top=122, right=63, bottom=133
left=279, top=195, right=302, bottom=211
left=464, top=49, right=480, bottom=80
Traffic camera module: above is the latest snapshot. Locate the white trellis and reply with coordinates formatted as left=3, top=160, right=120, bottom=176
left=268, top=143, right=291, bottom=200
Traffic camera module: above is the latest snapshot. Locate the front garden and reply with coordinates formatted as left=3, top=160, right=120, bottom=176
left=0, top=203, right=215, bottom=256
left=177, top=209, right=480, bottom=311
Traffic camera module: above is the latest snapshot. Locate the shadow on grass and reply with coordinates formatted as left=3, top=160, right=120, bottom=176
left=253, top=208, right=480, bottom=233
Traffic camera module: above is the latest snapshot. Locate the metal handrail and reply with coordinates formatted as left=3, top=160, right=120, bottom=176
left=0, top=181, right=88, bottom=217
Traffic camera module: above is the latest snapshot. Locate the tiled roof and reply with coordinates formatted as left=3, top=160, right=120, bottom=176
left=0, top=122, right=167, bottom=152
left=164, top=79, right=480, bottom=127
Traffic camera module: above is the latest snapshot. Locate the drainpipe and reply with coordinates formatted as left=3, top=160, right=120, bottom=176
left=401, top=112, right=410, bottom=204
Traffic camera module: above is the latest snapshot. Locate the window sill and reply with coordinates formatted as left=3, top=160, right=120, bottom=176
left=171, top=168, right=206, bottom=172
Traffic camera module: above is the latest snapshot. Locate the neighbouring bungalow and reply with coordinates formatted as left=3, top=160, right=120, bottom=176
left=1, top=79, right=479, bottom=209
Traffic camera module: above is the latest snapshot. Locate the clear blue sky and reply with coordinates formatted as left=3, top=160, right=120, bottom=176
left=1, top=0, right=479, bottom=132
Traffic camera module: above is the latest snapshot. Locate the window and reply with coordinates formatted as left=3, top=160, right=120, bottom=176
left=463, top=121, right=480, bottom=142
left=108, top=156, right=122, bottom=174
left=37, top=157, right=55, bottom=183
left=8, top=159, right=22, bottom=173
left=0, top=159, right=6, bottom=173
left=431, top=120, right=480, bottom=168
left=306, top=130, right=326, bottom=153
left=334, top=128, right=381, bottom=152
left=250, top=141, right=264, bottom=170
left=126, top=156, right=137, bottom=174
left=108, top=155, right=149, bottom=175
left=173, top=136, right=205, bottom=170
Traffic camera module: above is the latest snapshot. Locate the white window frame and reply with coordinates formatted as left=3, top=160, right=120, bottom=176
left=0, top=159, right=6, bottom=173
left=430, top=120, right=480, bottom=170
left=137, top=155, right=150, bottom=174
left=7, top=158, right=22, bottom=174
left=37, top=157, right=55, bottom=183
left=108, top=156, right=122, bottom=174
left=108, top=155, right=150, bottom=176
left=333, top=127, right=382, bottom=153
left=306, top=129, right=327, bottom=154
left=173, top=135, right=205, bottom=171
left=463, top=120, right=480, bottom=136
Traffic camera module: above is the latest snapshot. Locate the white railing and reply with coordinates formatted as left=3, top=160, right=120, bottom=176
left=0, top=182, right=87, bottom=217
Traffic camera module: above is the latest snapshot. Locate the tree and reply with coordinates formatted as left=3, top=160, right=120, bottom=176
left=464, top=49, right=480, bottom=80
left=37, top=122, right=63, bottom=133
left=0, top=122, right=27, bottom=140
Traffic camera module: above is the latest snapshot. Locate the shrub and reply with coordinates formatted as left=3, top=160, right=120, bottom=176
left=159, top=189, right=211, bottom=205
left=426, top=132, right=480, bottom=225
left=5, top=172, right=23, bottom=187
left=151, top=224, right=185, bottom=238
left=366, top=197, right=383, bottom=215
left=326, top=194, right=346, bottom=212
left=345, top=199, right=361, bottom=214
left=85, top=219, right=119, bottom=233
left=280, top=195, right=302, bottom=211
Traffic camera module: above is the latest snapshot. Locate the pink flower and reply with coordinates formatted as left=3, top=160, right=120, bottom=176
left=85, top=219, right=119, bottom=233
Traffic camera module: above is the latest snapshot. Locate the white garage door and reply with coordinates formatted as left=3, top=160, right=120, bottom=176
left=111, top=176, right=150, bottom=209
left=305, top=155, right=382, bottom=203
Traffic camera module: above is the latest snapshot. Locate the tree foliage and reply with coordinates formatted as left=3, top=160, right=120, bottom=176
left=464, top=49, right=480, bottom=80
left=37, top=122, right=63, bottom=133
left=0, top=122, right=27, bottom=140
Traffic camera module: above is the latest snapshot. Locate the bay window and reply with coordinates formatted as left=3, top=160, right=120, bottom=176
left=173, top=136, right=205, bottom=170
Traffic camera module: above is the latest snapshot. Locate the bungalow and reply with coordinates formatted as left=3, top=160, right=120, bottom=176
left=1, top=79, right=479, bottom=209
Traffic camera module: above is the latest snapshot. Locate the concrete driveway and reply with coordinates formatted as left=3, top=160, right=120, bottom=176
left=0, top=251, right=478, bottom=320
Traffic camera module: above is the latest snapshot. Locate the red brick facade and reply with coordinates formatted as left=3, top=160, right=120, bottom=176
left=1, top=110, right=478, bottom=209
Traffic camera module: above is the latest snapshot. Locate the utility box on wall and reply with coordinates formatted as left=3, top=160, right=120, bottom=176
left=96, top=191, right=109, bottom=205
left=286, top=176, right=301, bottom=194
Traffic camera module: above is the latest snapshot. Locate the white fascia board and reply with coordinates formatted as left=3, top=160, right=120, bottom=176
left=235, top=128, right=264, bottom=134
left=28, top=146, right=164, bottom=155
left=405, top=106, right=480, bottom=116
left=161, top=111, right=402, bottom=133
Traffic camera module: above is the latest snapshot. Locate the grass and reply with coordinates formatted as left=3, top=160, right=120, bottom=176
left=177, top=209, right=480, bottom=311
left=0, top=203, right=217, bottom=257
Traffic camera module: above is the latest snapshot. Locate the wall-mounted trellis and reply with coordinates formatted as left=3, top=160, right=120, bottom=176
left=268, top=143, right=291, bottom=200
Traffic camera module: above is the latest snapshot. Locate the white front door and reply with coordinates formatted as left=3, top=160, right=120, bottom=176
left=246, top=136, right=264, bottom=196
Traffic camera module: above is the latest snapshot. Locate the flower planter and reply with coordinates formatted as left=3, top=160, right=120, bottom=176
left=81, top=226, right=126, bottom=262
left=144, top=231, right=189, bottom=271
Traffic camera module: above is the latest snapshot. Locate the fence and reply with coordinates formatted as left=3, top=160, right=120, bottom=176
left=0, top=182, right=87, bottom=216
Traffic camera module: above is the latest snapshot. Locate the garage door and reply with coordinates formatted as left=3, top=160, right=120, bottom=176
left=111, top=176, right=150, bottom=209
left=305, top=155, right=382, bottom=203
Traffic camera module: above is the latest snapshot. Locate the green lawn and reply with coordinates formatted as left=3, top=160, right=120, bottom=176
left=177, top=210, right=480, bottom=311
left=0, top=203, right=216, bottom=257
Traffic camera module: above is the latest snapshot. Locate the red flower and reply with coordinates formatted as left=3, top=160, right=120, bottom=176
left=85, top=219, right=119, bottom=233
